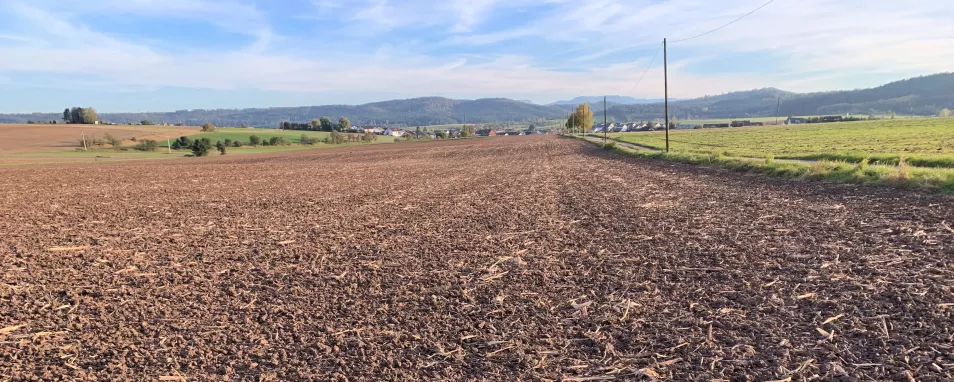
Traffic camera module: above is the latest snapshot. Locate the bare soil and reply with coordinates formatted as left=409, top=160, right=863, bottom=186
left=0, top=124, right=201, bottom=154
left=1, top=136, right=952, bottom=381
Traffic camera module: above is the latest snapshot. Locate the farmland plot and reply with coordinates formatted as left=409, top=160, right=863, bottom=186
left=0, top=136, right=952, bottom=381
left=610, top=118, right=954, bottom=167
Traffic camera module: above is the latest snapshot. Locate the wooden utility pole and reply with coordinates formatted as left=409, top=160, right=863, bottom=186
left=603, top=96, right=608, bottom=144
left=664, top=38, right=670, bottom=153
left=81, top=131, right=88, bottom=151
left=775, top=96, right=781, bottom=125
left=167, top=136, right=172, bottom=154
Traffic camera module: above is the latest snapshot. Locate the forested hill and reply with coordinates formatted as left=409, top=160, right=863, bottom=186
left=0, top=98, right=570, bottom=127
left=1, top=73, right=952, bottom=126
left=608, top=73, right=954, bottom=121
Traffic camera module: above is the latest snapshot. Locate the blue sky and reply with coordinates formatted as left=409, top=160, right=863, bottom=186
left=0, top=0, right=952, bottom=112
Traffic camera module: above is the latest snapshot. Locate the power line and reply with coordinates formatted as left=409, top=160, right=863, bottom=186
left=670, top=0, right=777, bottom=43
left=632, top=43, right=662, bottom=91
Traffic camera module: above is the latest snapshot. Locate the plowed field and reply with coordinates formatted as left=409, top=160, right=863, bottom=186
left=1, top=136, right=953, bottom=381
left=0, top=124, right=201, bottom=154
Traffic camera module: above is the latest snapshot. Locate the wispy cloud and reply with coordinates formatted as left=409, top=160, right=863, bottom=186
left=12, top=0, right=274, bottom=51
left=0, top=0, right=952, bottom=111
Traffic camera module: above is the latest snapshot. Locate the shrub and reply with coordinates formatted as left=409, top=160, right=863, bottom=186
left=135, top=139, right=158, bottom=151
left=461, top=125, right=476, bottom=138
left=215, top=141, right=227, bottom=155
left=300, top=134, right=319, bottom=145
left=269, top=136, right=289, bottom=146
left=897, top=157, right=911, bottom=183
left=765, top=155, right=775, bottom=165
left=171, top=136, right=192, bottom=150
left=325, top=131, right=346, bottom=144
left=249, top=135, right=262, bottom=146
left=87, top=137, right=105, bottom=147
left=104, top=133, right=122, bottom=148
left=191, top=137, right=212, bottom=157
left=232, top=141, right=243, bottom=147
left=361, top=132, right=377, bottom=143
left=857, top=157, right=870, bottom=171
left=223, top=138, right=233, bottom=146
left=201, top=123, right=216, bottom=132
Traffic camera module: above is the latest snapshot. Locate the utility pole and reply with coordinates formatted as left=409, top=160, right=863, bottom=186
left=81, top=131, right=88, bottom=151
left=775, top=96, right=781, bottom=125
left=663, top=38, right=670, bottom=153
left=603, top=96, right=608, bottom=144
left=167, top=136, right=172, bottom=154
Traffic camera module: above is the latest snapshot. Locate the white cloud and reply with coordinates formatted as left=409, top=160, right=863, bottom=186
left=1, top=0, right=953, bottom=108
left=443, top=0, right=954, bottom=89
left=444, top=0, right=506, bottom=32
left=344, top=0, right=522, bottom=33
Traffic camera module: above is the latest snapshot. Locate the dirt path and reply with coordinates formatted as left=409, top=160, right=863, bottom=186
left=1, top=136, right=952, bottom=381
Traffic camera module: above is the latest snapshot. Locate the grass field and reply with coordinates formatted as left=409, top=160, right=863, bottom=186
left=609, top=118, right=954, bottom=168
left=674, top=116, right=785, bottom=125
left=595, top=140, right=954, bottom=193
left=672, top=115, right=924, bottom=126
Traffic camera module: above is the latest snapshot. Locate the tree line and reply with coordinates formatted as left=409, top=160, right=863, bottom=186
left=280, top=117, right=351, bottom=132
left=63, top=107, right=99, bottom=124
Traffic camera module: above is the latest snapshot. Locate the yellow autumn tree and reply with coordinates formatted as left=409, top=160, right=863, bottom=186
left=565, top=103, right=594, bottom=133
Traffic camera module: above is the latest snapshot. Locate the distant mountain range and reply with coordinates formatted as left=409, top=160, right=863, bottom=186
left=608, top=73, right=954, bottom=121
left=548, top=96, right=678, bottom=106
left=1, top=73, right=952, bottom=127
left=0, top=98, right=564, bottom=127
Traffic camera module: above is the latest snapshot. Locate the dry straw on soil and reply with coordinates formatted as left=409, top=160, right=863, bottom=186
left=1, top=136, right=952, bottom=380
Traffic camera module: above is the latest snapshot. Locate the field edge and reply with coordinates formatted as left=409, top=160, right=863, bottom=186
left=567, top=134, right=954, bottom=194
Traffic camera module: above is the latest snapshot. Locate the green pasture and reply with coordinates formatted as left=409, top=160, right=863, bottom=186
left=672, top=116, right=784, bottom=125
left=579, top=136, right=954, bottom=194
left=609, top=117, right=954, bottom=168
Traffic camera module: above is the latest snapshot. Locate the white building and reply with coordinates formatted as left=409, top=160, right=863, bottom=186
left=383, top=128, right=405, bottom=137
